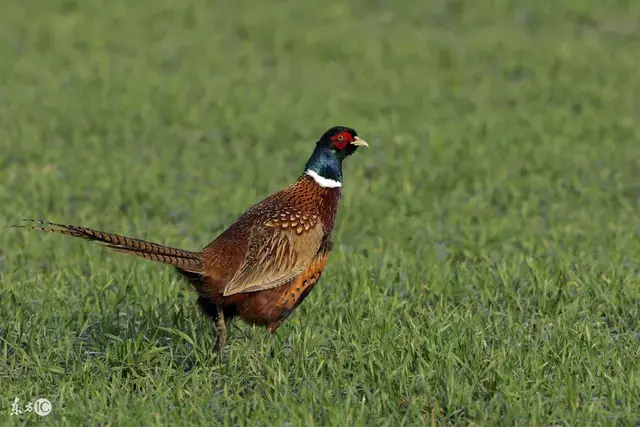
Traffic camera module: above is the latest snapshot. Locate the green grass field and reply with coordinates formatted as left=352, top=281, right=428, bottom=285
left=2, top=0, right=640, bottom=424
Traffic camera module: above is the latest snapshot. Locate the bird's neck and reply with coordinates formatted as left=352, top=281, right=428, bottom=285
left=303, top=147, right=342, bottom=188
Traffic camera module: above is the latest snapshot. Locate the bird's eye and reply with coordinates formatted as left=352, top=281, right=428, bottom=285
left=337, top=135, right=344, bottom=141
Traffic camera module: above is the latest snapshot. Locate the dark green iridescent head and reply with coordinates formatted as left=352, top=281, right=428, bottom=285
left=303, top=126, right=368, bottom=186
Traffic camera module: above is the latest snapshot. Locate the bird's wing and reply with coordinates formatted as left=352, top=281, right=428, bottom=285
left=221, top=222, right=324, bottom=296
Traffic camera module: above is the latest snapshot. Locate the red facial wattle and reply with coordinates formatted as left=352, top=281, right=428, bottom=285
left=330, top=131, right=354, bottom=150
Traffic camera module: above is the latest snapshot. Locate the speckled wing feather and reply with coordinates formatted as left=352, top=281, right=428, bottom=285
left=221, top=219, right=324, bottom=297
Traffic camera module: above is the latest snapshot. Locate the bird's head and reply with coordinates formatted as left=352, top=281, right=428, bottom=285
left=304, top=126, right=368, bottom=188
left=316, top=126, right=369, bottom=159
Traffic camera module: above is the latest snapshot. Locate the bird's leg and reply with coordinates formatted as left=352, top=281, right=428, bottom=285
left=267, top=322, right=280, bottom=358
left=215, top=305, right=227, bottom=360
left=197, top=297, right=226, bottom=357
left=270, top=332, right=277, bottom=358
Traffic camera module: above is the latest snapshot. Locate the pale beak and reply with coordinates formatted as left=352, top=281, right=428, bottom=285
left=351, top=136, right=369, bottom=147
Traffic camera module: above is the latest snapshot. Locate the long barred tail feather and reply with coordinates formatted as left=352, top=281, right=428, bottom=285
left=8, top=219, right=203, bottom=273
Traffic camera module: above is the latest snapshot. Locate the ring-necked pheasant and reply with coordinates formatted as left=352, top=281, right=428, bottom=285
left=11, top=126, right=367, bottom=357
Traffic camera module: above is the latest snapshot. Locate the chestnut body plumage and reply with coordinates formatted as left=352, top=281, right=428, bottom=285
left=12, top=126, right=367, bottom=356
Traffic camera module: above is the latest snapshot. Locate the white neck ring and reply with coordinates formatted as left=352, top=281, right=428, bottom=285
left=305, top=170, right=342, bottom=188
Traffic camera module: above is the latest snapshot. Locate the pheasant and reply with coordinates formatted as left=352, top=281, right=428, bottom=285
left=11, top=126, right=368, bottom=357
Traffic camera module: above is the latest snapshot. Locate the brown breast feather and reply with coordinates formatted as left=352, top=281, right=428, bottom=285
left=200, top=176, right=337, bottom=297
